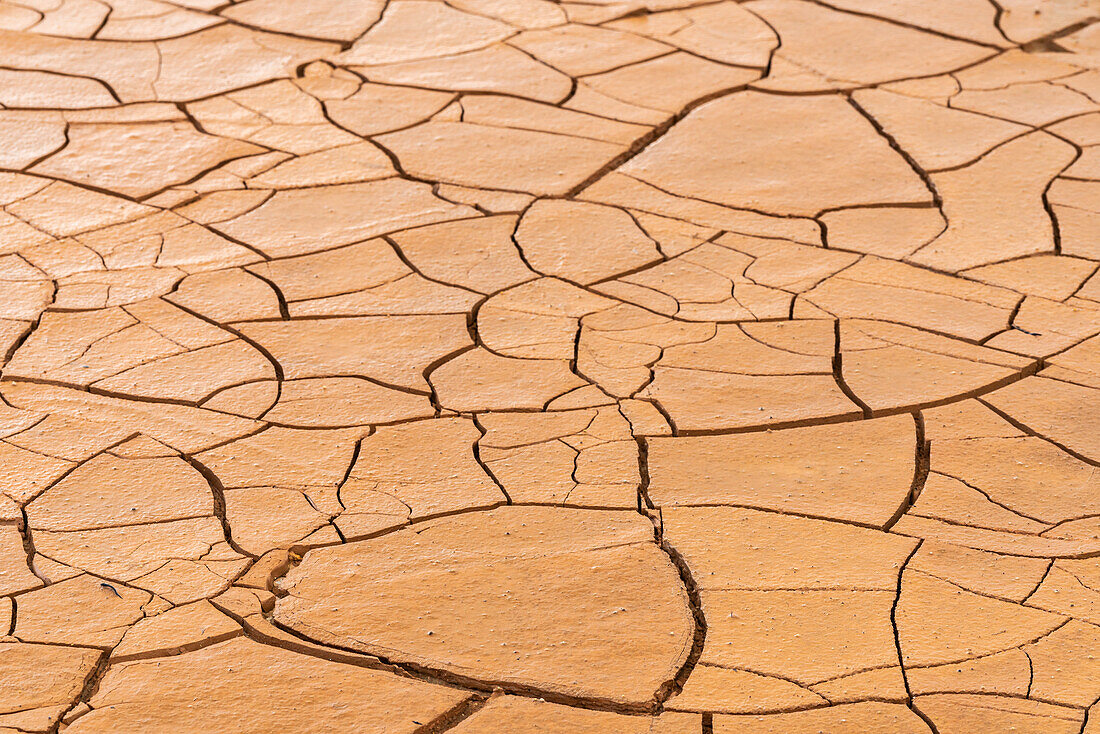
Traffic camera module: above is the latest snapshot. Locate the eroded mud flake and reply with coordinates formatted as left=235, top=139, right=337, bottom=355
left=274, top=506, right=695, bottom=707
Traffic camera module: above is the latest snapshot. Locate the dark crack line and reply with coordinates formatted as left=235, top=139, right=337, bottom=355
left=831, top=318, right=873, bottom=417
left=470, top=415, right=513, bottom=504
left=263, top=610, right=670, bottom=714
left=183, top=454, right=256, bottom=559
left=977, top=396, right=1100, bottom=469
left=883, top=412, right=929, bottom=531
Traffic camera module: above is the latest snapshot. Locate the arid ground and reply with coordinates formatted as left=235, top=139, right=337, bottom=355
left=1, top=0, right=1100, bottom=732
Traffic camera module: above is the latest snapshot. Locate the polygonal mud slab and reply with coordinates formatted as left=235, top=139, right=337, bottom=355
left=273, top=506, right=696, bottom=708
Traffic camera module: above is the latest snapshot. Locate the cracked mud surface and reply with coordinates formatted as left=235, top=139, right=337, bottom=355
left=0, top=1, right=1099, bottom=732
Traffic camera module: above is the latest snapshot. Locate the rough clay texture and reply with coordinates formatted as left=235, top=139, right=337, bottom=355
left=0, top=1, right=1098, bottom=732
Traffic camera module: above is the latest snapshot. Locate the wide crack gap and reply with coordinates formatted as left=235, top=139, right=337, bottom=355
left=831, top=318, right=873, bottom=417
left=883, top=411, right=929, bottom=531
left=183, top=453, right=256, bottom=560
left=633, top=431, right=707, bottom=711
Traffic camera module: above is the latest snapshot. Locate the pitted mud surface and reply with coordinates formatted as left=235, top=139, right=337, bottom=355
left=1, top=1, right=1100, bottom=732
